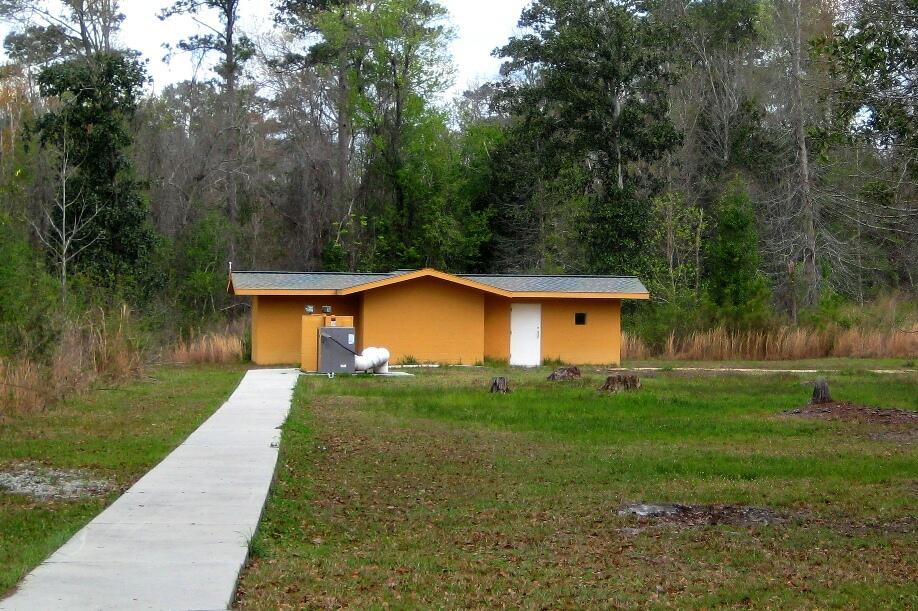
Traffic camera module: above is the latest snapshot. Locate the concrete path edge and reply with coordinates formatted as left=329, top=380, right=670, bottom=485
left=0, top=368, right=300, bottom=611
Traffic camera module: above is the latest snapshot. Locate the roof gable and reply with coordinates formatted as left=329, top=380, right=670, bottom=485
left=338, top=269, right=511, bottom=297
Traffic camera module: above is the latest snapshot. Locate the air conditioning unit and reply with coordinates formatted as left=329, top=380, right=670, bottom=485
left=318, top=327, right=356, bottom=374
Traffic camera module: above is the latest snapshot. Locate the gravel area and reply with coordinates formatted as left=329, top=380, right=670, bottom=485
left=0, top=463, right=113, bottom=500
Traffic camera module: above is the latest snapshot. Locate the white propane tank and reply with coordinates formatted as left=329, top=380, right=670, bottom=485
left=354, top=347, right=390, bottom=374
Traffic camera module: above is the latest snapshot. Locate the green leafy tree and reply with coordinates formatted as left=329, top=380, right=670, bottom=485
left=278, top=0, right=482, bottom=271
left=496, top=0, right=681, bottom=275
left=173, top=213, right=231, bottom=324
left=275, top=0, right=365, bottom=265
left=705, top=179, right=771, bottom=328
left=35, top=53, right=155, bottom=293
left=3, top=25, right=78, bottom=68
left=649, top=191, right=705, bottom=298
left=372, top=107, right=492, bottom=271
left=813, top=0, right=918, bottom=295
left=817, top=0, right=918, bottom=162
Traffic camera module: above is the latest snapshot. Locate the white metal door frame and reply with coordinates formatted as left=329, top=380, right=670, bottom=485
left=509, top=303, right=541, bottom=367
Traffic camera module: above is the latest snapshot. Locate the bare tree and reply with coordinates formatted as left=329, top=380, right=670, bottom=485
left=789, top=0, right=819, bottom=306
left=0, top=0, right=123, bottom=56
left=31, top=124, right=99, bottom=305
left=160, top=0, right=255, bottom=259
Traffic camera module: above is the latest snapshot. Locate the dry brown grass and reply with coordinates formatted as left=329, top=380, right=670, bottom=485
left=165, top=333, right=244, bottom=364
left=0, top=305, right=144, bottom=417
left=622, top=332, right=652, bottom=360
left=0, top=358, right=43, bottom=414
left=623, top=325, right=918, bottom=361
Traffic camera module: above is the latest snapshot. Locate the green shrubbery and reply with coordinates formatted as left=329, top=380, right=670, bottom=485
left=625, top=178, right=917, bottom=357
left=703, top=180, right=772, bottom=329
left=0, top=215, right=58, bottom=359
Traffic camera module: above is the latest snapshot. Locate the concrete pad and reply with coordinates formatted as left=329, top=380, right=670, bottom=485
left=0, top=368, right=299, bottom=611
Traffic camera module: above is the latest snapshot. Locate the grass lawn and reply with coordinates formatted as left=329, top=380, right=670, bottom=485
left=238, top=365, right=917, bottom=608
left=0, top=364, right=246, bottom=595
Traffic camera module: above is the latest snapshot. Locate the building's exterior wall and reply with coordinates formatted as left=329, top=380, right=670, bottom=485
left=483, top=295, right=511, bottom=361
left=360, top=277, right=485, bottom=364
left=251, top=295, right=359, bottom=365
left=540, top=298, right=621, bottom=365
left=251, top=287, right=622, bottom=367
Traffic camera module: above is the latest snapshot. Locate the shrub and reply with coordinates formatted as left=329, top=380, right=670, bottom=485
left=0, top=215, right=58, bottom=358
left=704, top=180, right=771, bottom=329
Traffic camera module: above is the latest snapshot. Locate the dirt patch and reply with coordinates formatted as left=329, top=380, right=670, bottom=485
left=785, top=401, right=918, bottom=425
left=783, top=402, right=918, bottom=443
left=618, top=502, right=789, bottom=527
left=0, top=462, right=113, bottom=500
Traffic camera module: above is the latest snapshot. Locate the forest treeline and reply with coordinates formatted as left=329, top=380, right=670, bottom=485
left=0, top=0, right=916, bottom=383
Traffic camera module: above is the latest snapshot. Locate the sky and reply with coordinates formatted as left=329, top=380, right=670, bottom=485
left=2, top=0, right=530, bottom=98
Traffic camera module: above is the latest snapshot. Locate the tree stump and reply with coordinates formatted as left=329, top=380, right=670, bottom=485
left=810, top=379, right=832, bottom=404
left=490, top=377, right=511, bottom=394
left=547, top=366, right=581, bottom=381
left=599, top=374, right=641, bottom=392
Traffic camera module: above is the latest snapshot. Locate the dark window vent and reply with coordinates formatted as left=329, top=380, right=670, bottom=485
left=575, top=312, right=587, bottom=325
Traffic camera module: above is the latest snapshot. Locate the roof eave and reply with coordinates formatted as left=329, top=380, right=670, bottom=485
left=232, top=288, right=341, bottom=296
left=506, top=291, right=650, bottom=300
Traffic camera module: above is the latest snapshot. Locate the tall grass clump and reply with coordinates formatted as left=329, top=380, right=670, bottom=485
left=166, top=333, right=244, bottom=364
left=0, top=305, right=145, bottom=417
left=623, top=324, right=918, bottom=361
left=625, top=290, right=918, bottom=361
left=0, top=358, right=44, bottom=414
left=622, top=333, right=651, bottom=360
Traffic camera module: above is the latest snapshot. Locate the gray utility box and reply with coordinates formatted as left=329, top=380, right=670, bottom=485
left=319, top=327, right=357, bottom=374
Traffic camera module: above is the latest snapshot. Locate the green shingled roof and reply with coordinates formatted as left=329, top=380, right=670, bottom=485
left=460, top=274, right=647, bottom=294
left=231, top=269, right=648, bottom=295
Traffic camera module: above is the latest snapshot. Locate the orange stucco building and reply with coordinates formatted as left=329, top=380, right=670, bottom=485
left=229, top=268, right=649, bottom=367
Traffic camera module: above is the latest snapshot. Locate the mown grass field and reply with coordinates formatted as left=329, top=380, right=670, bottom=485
left=238, top=365, right=917, bottom=609
left=0, top=364, right=245, bottom=595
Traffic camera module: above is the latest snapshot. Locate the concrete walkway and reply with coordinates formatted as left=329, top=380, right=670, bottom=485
left=1, top=368, right=299, bottom=611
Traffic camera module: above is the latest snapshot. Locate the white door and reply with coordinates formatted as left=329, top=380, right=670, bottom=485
left=510, top=303, right=541, bottom=367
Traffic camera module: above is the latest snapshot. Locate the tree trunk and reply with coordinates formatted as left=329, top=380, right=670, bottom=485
left=791, top=0, right=818, bottom=305
left=224, top=0, right=239, bottom=261
left=547, top=366, right=582, bottom=381
left=599, top=374, right=641, bottom=392
left=489, top=377, right=511, bottom=394
left=336, top=59, right=350, bottom=226
left=810, top=379, right=832, bottom=405
left=694, top=208, right=703, bottom=296
left=613, top=93, right=624, bottom=190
